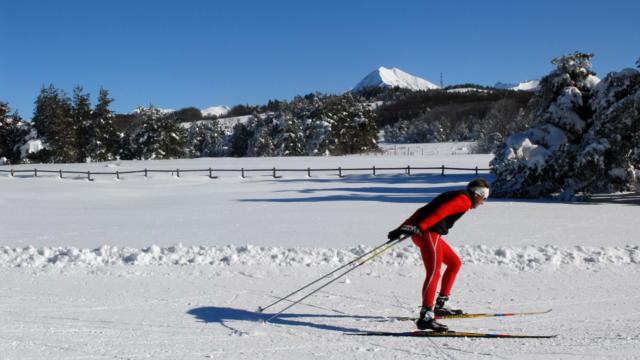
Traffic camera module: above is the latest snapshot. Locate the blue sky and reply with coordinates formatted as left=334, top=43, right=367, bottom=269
left=1, top=0, right=638, bottom=117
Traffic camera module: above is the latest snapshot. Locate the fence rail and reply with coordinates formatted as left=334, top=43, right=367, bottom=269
left=0, top=165, right=490, bottom=181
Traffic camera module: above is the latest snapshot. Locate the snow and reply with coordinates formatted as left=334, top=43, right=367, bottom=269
left=495, top=80, right=540, bottom=91
left=201, top=105, right=230, bottom=117
left=352, top=66, right=440, bottom=92
left=445, top=87, right=490, bottom=93
left=181, top=114, right=253, bottom=133
left=19, top=139, right=44, bottom=157
left=1, top=144, right=640, bottom=359
left=132, top=106, right=175, bottom=114
left=512, top=79, right=540, bottom=91
left=2, top=244, right=638, bottom=270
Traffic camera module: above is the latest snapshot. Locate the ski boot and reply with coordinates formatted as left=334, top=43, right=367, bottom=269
left=434, top=295, right=464, bottom=316
left=415, top=307, right=448, bottom=332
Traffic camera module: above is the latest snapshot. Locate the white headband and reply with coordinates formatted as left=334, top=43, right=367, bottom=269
left=471, top=187, right=490, bottom=199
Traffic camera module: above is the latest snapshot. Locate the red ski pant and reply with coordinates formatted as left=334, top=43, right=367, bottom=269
left=412, top=231, right=461, bottom=309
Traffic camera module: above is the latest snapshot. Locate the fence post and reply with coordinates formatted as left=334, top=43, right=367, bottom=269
left=241, top=168, right=245, bottom=178
left=475, top=166, right=478, bottom=176
left=176, top=169, right=180, bottom=178
left=372, top=166, right=376, bottom=176
left=87, top=171, right=92, bottom=181
left=273, top=167, right=277, bottom=179
left=144, top=168, right=148, bottom=177
left=441, top=165, right=445, bottom=176
left=59, top=169, right=63, bottom=179
left=338, top=167, right=343, bottom=178
left=407, top=165, right=411, bottom=175
left=209, top=168, right=218, bottom=179
left=116, top=171, right=120, bottom=180
left=34, top=168, right=37, bottom=177
left=10, top=169, right=14, bottom=177
left=307, top=167, right=311, bottom=177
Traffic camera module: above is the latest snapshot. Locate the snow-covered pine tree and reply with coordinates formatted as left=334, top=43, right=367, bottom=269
left=247, top=114, right=275, bottom=157
left=187, top=119, right=225, bottom=157
left=3, top=110, right=31, bottom=164
left=287, top=93, right=333, bottom=156
left=129, top=106, right=187, bottom=159
left=32, top=85, right=76, bottom=162
left=573, top=66, right=640, bottom=194
left=325, top=94, right=378, bottom=155
left=275, top=112, right=305, bottom=156
left=89, top=88, right=120, bottom=162
left=382, top=120, right=409, bottom=143
left=491, top=52, right=600, bottom=198
left=304, top=109, right=334, bottom=156
left=72, top=86, right=93, bottom=162
left=404, top=116, right=445, bottom=143
left=347, top=96, right=378, bottom=153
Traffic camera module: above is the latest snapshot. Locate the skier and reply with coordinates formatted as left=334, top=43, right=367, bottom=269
left=387, top=178, right=490, bottom=332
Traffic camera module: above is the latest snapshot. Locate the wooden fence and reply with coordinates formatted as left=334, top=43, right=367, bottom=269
left=0, top=165, right=490, bottom=181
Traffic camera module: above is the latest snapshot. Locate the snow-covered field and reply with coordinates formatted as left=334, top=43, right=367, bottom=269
left=1, top=144, right=639, bottom=359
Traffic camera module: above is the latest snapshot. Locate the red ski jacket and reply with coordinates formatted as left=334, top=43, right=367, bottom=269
left=402, top=190, right=473, bottom=235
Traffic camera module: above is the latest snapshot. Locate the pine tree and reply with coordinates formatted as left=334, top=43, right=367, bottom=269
left=129, top=106, right=187, bottom=159
left=491, top=52, right=599, bottom=198
left=90, top=88, right=120, bottom=161
left=247, top=114, right=275, bottom=157
left=229, top=122, right=251, bottom=157
left=187, top=120, right=225, bottom=157
left=304, top=110, right=334, bottom=156
left=573, top=66, right=640, bottom=194
left=32, top=85, right=76, bottom=162
left=72, top=86, right=93, bottom=162
left=275, top=112, right=305, bottom=156
left=324, top=94, right=378, bottom=155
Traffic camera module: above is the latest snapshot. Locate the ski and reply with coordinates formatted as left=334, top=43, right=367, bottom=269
left=385, top=309, right=552, bottom=321
left=346, top=330, right=558, bottom=339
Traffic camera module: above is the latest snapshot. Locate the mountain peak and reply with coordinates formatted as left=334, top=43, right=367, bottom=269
left=352, top=66, right=439, bottom=92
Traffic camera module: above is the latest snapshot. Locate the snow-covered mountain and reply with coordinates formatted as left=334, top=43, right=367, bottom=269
left=352, top=66, right=440, bottom=92
left=201, top=105, right=230, bottom=117
left=494, top=80, right=540, bottom=91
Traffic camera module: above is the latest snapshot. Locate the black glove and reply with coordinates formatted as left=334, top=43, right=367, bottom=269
left=387, top=225, right=421, bottom=241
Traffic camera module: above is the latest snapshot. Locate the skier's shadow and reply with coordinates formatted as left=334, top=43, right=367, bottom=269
left=187, top=306, right=379, bottom=333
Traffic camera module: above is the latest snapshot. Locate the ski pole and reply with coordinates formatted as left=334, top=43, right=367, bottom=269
left=257, top=235, right=408, bottom=313
left=264, top=236, right=405, bottom=323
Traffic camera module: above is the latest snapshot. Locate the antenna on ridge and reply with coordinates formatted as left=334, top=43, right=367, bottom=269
left=440, top=72, right=444, bottom=88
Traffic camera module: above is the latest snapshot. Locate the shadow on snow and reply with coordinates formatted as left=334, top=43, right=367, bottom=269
left=241, top=173, right=484, bottom=204
left=241, top=173, right=640, bottom=206
left=187, top=306, right=379, bottom=333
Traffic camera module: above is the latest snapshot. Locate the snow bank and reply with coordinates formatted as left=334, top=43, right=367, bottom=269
left=1, top=244, right=638, bottom=270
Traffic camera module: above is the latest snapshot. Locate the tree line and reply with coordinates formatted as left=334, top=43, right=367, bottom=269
left=0, top=89, right=379, bottom=164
